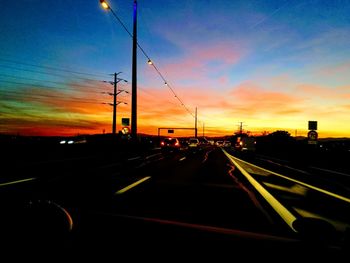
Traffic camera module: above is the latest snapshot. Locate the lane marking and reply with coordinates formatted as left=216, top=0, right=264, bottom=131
left=115, top=176, right=151, bottom=195
left=293, top=207, right=350, bottom=232
left=256, top=154, right=290, bottom=164
left=128, top=156, right=141, bottom=161
left=259, top=158, right=310, bottom=175
left=263, top=182, right=307, bottom=196
left=145, top=153, right=162, bottom=160
left=309, top=166, right=350, bottom=177
left=284, top=165, right=311, bottom=175
left=230, top=152, right=350, bottom=204
left=222, top=149, right=297, bottom=232
left=179, top=157, right=186, bottom=162
left=227, top=163, right=274, bottom=224
left=0, top=177, right=36, bottom=187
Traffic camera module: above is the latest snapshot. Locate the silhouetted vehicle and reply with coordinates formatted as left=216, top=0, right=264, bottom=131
left=223, top=141, right=231, bottom=147
left=160, top=137, right=181, bottom=151
left=215, top=140, right=223, bottom=146
left=188, top=138, right=200, bottom=149
left=235, top=137, right=256, bottom=152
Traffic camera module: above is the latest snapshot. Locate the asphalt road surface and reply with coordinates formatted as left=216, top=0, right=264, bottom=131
left=1, top=145, right=349, bottom=260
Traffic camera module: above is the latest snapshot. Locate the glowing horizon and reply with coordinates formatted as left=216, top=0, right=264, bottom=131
left=1, top=1, right=349, bottom=138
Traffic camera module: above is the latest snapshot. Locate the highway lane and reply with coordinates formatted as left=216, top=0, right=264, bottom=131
left=222, top=148, right=350, bottom=246
left=104, top=145, right=278, bottom=234
left=241, top=151, right=350, bottom=194
left=1, top=145, right=348, bottom=258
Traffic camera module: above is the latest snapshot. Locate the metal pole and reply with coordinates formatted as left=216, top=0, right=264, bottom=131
left=112, top=72, right=117, bottom=134
left=195, top=107, right=197, bottom=138
left=131, top=0, right=137, bottom=139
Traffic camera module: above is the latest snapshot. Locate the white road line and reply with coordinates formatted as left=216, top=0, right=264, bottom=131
left=284, top=165, right=311, bottom=175
left=115, top=176, right=151, bottom=195
left=222, top=149, right=298, bottom=232
left=230, top=151, right=350, bottom=204
left=259, top=158, right=310, bottom=175
left=179, top=157, right=186, bottom=162
left=127, top=156, right=141, bottom=161
left=0, top=177, right=36, bottom=187
left=309, top=166, right=350, bottom=177
left=145, top=153, right=162, bottom=160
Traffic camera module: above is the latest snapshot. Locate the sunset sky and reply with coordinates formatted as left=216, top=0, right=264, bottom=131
left=1, top=0, right=350, bottom=137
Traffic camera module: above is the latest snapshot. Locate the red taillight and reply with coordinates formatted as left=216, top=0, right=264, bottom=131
left=161, top=142, right=165, bottom=146
left=175, top=142, right=179, bottom=146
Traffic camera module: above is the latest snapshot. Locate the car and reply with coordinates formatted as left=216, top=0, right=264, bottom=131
left=223, top=141, right=231, bottom=147
left=160, top=137, right=181, bottom=151
left=215, top=140, right=224, bottom=146
left=188, top=138, right=200, bottom=148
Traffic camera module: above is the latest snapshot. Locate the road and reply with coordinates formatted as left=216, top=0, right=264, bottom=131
left=1, top=144, right=349, bottom=259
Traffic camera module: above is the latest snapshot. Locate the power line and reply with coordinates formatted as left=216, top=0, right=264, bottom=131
left=0, top=90, right=106, bottom=104
left=0, top=94, right=106, bottom=105
left=0, top=64, right=103, bottom=82
left=0, top=79, right=107, bottom=94
left=105, top=3, right=196, bottom=120
left=0, top=58, right=109, bottom=78
left=0, top=75, right=106, bottom=93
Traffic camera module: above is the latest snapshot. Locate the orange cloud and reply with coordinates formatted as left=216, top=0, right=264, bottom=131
left=2, top=74, right=350, bottom=137
left=158, top=42, right=243, bottom=81
left=229, top=82, right=303, bottom=115
left=294, top=84, right=348, bottom=99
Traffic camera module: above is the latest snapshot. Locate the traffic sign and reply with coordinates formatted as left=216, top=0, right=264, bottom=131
left=308, top=130, right=318, bottom=145
left=168, top=129, right=174, bottom=134
left=308, top=130, right=318, bottom=140
left=122, top=118, right=130, bottom=126
left=121, top=127, right=130, bottom=134
left=308, top=121, right=317, bottom=130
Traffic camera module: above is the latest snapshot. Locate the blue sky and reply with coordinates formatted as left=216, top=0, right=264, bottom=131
left=1, top=0, right=350, bottom=137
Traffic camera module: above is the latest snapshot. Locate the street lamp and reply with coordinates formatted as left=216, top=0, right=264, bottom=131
left=100, top=0, right=138, bottom=140
left=100, top=0, right=110, bottom=10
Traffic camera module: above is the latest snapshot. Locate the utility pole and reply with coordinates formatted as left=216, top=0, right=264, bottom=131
left=112, top=72, right=118, bottom=135
left=195, top=107, right=198, bottom=138
left=106, top=72, right=127, bottom=135
left=131, top=0, right=138, bottom=140
left=112, top=72, right=125, bottom=135
left=238, top=122, right=244, bottom=135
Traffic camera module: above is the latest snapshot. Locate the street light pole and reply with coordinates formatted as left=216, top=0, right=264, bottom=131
left=131, top=0, right=138, bottom=140
left=100, top=0, right=137, bottom=138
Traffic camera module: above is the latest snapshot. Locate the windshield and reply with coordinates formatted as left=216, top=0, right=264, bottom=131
left=0, top=0, right=349, bottom=257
